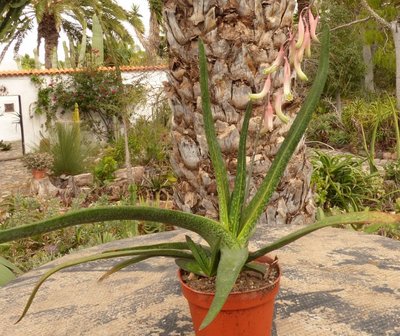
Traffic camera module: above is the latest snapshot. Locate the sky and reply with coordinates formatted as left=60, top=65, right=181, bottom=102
left=0, top=0, right=149, bottom=70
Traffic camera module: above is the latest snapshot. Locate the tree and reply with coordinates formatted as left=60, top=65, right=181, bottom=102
left=163, top=1, right=316, bottom=225
left=361, top=0, right=400, bottom=108
left=0, top=0, right=143, bottom=69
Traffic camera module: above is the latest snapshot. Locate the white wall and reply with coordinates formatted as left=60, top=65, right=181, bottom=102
left=0, top=70, right=167, bottom=152
left=0, top=95, right=22, bottom=141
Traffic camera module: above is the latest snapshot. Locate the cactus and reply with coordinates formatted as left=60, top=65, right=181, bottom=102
left=33, top=48, right=40, bottom=69
left=78, top=21, right=87, bottom=67
left=63, top=41, right=71, bottom=68
left=92, top=14, right=104, bottom=66
left=68, top=36, right=76, bottom=67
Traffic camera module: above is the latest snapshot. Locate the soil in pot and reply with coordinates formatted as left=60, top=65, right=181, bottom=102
left=179, top=255, right=280, bottom=336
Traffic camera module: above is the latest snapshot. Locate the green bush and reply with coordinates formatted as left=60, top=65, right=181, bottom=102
left=311, top=151, right=384, bottom=211
left=342, top=96, right=397, bottom=152
left=306, top=111, right=350, bottom=148
left=111, top=107, right=171, bottom=167
left=94, top=156, right=118, bottom=184
left=49, top=122, right=94, bottom=176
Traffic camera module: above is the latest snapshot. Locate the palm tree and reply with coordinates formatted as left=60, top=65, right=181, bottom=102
left=0, top=0, right=143, bottom=69
left=163, top=1, right=315, bottom=226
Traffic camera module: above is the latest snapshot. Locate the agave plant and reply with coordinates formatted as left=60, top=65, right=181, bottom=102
left=0, top=25, right=399, bottom=330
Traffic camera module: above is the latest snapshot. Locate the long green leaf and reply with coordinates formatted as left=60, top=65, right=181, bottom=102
left=0, top=206, right=236, bottom=248
left=102, top=241, right=190, bottom=254
left=200, top=246, right=248, bottom=330
left=175, top=258, right=207, bottom=277
left=238, top=24, right=330, bottom=244
left=99, top=255, right=151, bottom=281
left=17, top=248, right=193, bottom=323
left=229, top=102, right=253, bottom=236
left=185, top=236, right=211, bottom=275
left=199, top=39, right=230, bottom=228
left=248, top=211, right=400, bottom=261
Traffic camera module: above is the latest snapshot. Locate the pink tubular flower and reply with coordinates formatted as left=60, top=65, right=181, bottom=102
left=274, top=91, right=289, bottom=124
left=283, top=57, right=293, bottom=101
left=264, top=100, right=274, bottom=132
left=289, top=33, right=296, bottom=65
left=249, top=75, right=271, bottom=100
left=294, top=52, right=308, bottom=81
left=309, top=9, right=320, bottom=43
left=303, top=22, right=312, bottom=58
left=295, top=14, right=305, bottom=49
left=263, top=47, right=284, bottom=75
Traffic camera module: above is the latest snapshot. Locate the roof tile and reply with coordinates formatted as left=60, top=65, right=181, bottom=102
left=0, top=65, right=168, bottom=77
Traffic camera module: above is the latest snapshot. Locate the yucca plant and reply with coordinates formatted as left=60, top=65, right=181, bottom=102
left=1, top=26, right=400, bottom=330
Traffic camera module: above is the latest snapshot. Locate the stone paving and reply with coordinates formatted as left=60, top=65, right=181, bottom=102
left=0, top=141, right=30, bottom=201
left=0, top=227, right=399, bottom=335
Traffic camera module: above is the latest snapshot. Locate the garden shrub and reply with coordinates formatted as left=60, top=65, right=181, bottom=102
left=94, top=156, right=118, bottom=184
left=49, top=122, right=95, bottom=176
left=311, top=151, right=384, bottom=211
left=342, top=95, right=397, bottom=152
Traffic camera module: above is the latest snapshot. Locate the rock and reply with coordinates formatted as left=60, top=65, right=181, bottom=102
left=30, top=177, right=58, bottom=198
left=73, top=173, right=94, bottom=187
left=114, top=167, right=145, bottom=183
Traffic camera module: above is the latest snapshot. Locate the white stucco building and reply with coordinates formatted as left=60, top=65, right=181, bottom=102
left=0, top=65, right=167, bottom=153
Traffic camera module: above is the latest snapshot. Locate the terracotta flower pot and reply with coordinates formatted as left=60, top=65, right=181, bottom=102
left=32, top=169, right=47, bottom=180
left=178, top=255, right=280, bottom=336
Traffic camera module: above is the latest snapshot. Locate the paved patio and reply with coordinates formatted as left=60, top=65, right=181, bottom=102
left=0, top=226, right=399, bottom=336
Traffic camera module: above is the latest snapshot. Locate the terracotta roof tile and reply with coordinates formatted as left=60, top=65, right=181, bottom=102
left=0, top=65, right=168, bottom=77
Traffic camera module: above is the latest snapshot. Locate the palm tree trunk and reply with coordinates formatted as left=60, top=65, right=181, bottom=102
left=163, top=0, right=315, bottom=226
left=37, top=12, right=59, bottom=69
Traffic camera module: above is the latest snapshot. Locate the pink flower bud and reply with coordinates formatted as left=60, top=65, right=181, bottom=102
left=274, top=91, right=289, bottom=124
left=264, top=100, right=274, bottom=132
left=249, top=75, right=271, bottom=100
left=294, top=52, right=308, bottom=81
left=309, top=9, right=320, bottom=43
left=295, top=14, right=305, bottom=49
left=283, top=57, right=293, bottom=101
left=263, top=47, right=284, bottom=75
left=303, top=22, right=312, bottom=58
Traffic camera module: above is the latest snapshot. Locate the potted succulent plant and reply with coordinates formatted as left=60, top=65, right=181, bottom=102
left=1, top=24, right=399, bottom=336
left=22, top=152, right=54, bottom=179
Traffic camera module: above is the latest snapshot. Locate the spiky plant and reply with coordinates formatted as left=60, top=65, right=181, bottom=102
left=1, top=26, right=400, bottom=330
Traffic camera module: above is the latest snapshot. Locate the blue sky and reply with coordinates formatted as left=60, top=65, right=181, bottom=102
left=0, top=0, right=149, bottom=70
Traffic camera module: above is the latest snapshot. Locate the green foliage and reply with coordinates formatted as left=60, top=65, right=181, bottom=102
left=342, top=95, right=397, bottom=151
left=94, top=156, right=118, bottom=184
left=385, top=160, right=400, bottom=184
left=32, top=69, right=146, bottom=140
left=306, top=107, right=350, bottom=148
left=22, top=152, right=53, bottom=170
left=0, top=140, right=12, bottom=151
left=318, top=1, right=365, bottom=97
left=49, top=123, right=91, bottom=176
left=111, top=111, right=171, bottom=166
left=311, top=151, right=384, bottom=211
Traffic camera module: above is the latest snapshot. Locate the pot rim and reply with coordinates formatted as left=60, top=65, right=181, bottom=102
left=178, top=254, right=281, bottom=296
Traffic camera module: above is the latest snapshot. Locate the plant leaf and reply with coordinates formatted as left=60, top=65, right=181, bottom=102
left=99, top=255, right=151, bottom=281
left=175, top=258, right=207, bottom=277
left=0, top=263, right=16, bottom=286
left=198, top=39, right=230, bottom=228
left=229, top=102, right=253, bottom=236
left=0, top=206, right=237, bottom=248
left=102, top=241, right=190, bottom=254
left=209, top=237, right=221, bottom=276
left=249, top=211, right=400, bottom=261
left=185, top=236, right=211, bottom=275
left=16, top=248, right=193, bottom=322
left=239, top=24, right=330, bottom=244
left=200, top=246, right=248, bottom=330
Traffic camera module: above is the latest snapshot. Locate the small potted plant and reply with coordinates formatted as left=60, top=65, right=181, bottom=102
left=22, top=152, right=53, bottom=179
left=1, top=25, right=399, bottom=336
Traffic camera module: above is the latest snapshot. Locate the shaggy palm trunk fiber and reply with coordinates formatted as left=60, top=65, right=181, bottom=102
left=163, top=0, right=315, bottom=226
